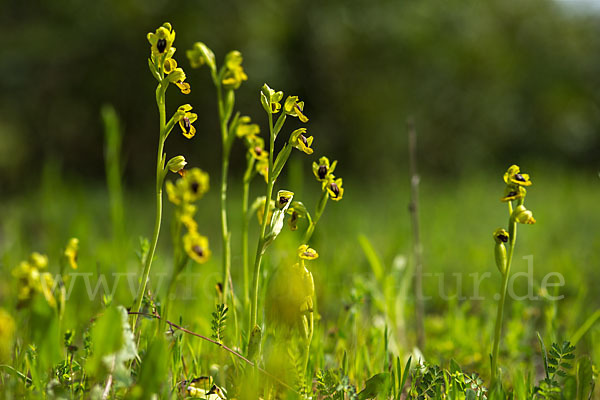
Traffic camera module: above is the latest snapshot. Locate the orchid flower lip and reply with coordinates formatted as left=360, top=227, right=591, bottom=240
left=157, top=38, right=167, bottom=53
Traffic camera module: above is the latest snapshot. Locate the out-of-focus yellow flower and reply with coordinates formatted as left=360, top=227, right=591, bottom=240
left=221, top=51, right=248, bottom=90
left=235, top=116, right=260, bottom=139
left=39, top=273, right=57, bottom=308
left=312, top=156, right=337, bottom=182
left=180, top=214, right=198, bottom=233
left=265, top=261, right=315, bottom=331
left=166, top=180, right=179, bottom=205
left=166, top=168, right=209, bottom=205
left=257, top=198, right=275, bottom=225
left=323, top=176, right=344, bottom=201
left=0, top=308, right=15, bottom=362
left=147, top=23, right=176, bottom=58
left=64, top=238, right=79, bottom=270
left=286, top=201, right=307, bottom=231
left=290, top=128, right=314, bottom=155
left=186, top=41, right=216, bottom=71
left=283, top=96, right=309, bottom=123
left=500, top=185, right=526, bottom=202
left=503, top=165, right=532, bottom=187
left=12, top=253, right=57, bottom=308
left=184, top=231, right=211, bottom=264
left=256, top=157, right=269, bottom=183
left=29, top=252, right=48, bottom=269
left=297, top=244, right=318, bottom=260
left=247, top=136, right=267, bottom=160
left=184, top=168, right=210, bottom=202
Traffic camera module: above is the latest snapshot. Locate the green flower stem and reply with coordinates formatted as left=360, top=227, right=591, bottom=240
left=216, top=84, right=233, bottom=307
left=490, top=210, right=518, bottom=386
left=162, top=258, right=186, bottom=332
left=242, top=158, right=255, bottom=312
left=302, top=311, right=314, bottom=389
left=303, top=190, right=328, bottom=244
left=250, top=112, right=275, bottom=332
left=133, top=84, right=167, bottom=331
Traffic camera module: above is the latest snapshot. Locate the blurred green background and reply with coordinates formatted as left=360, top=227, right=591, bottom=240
left=1, top=0, right=599, bottom=191
left=1, top=0, right=600, bottom=388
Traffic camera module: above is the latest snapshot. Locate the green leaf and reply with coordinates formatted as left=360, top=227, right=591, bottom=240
left=564, top=375, right=577, bottom=399
left=399, top=356, right=411, bottom=396
left=223, top=89, right=235, bottom=126
left=273, top=113, right=287, bottom=138
left=88, top=306, right=123, bottom=377
left=272, top=143, right=292, bottom=181
left=137, top=337, right=169, bottom=397
left=358, top=373, right=389, bottom=400
left=358, top=234, right=385, bottom=282
left=537, top=332, right=550, bottom=381
left=247, top=325, right=262, bottom=361
left=577, top=357, right=593, bottom=400
left=450, top=359, right=462, bottom=374
left=104, top=306, right=138, bottom=386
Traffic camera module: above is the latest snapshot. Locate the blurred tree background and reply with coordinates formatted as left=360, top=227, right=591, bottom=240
left=1, top=0, right=599, bottom=192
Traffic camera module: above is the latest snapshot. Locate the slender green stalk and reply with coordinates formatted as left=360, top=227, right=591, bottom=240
left=490, top=215, right=517, bottom=386
left=216, top=83, right=233, bottom=306
left=301, top=312, right=314, bottom=388
left=220, top=142, right=232, bottom=303
left=242, top=159, right=254, bottom=311
left=163, top=254, right=188, bottom=328
left=250, top=112, right=275, bottom=331
left=303, top=190, right=328, bottom=244
left=132, top=85, right=167, bottom=331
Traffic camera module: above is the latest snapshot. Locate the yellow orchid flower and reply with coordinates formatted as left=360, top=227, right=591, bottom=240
left=323, top=176, right=344, bottom=201
left=503, top=165, right=532, bottom=187
left=290, top=128, right=314, bottom=155
left=312, top=156, right=337, bottom=182
left=284, top=96, right=309, bottom=123
left=147, top=23, right=176, bottom=57
left=184, top=231, right=211, bottom=264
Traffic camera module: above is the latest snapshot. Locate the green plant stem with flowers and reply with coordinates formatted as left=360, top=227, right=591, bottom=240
left=186, top=44, right=246, bottom=314
left=241, top=153, right=256, bottom=311
left=250, top=110, right=276, bottom=332
left=132, top=64, right=168, bottom=331
left=215, top=83, right=234, bottom=307
left=249, top=85, right=315, bottom=335
left=133, top=23, right=197, bottom=330
left=303, top=190, right=327, bottom=244
left=490, top=164, right=536, bottom=387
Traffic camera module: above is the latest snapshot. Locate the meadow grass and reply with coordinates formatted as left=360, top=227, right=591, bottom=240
left=1, top=160, right=598, bottom=398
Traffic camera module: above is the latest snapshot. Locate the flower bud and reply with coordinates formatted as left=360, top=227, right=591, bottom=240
left=495, top=242, right=507, bottom=275
left=493, top=228, right=509, bottom=274
left=167, top=155, right=187, bottom=174
left=512, top=205, right=536, bottom=224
